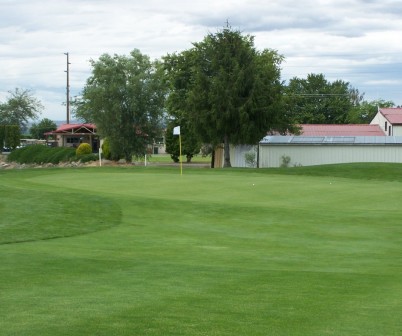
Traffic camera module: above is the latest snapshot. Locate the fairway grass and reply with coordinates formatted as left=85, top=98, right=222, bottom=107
left=1, top=165, right=401, bottom=335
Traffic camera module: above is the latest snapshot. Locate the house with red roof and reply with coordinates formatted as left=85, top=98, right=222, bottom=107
left=45, top=123, right=99, bottom=152
left=370, top=108, right=402, bottom=136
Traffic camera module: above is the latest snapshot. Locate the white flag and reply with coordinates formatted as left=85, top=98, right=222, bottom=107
left=173, top=126, right=180, bottom=135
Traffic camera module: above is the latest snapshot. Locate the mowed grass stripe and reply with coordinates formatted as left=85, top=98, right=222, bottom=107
left=0, top=184, right=122, bottom=244
left=0, top=165, right=401, bottom=335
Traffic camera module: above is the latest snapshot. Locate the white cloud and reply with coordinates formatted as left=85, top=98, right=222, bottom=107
left=1, top=0, right=402, bottom=121
left=365, top=79, right=402, bottom=86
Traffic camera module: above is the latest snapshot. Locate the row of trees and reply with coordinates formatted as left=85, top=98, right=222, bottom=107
left=74, top=26, right=294, bottom=166
left=2, top=25, right=397, bottom=164
left=75, top=25, right=396, bottom=166
left=162, top=26, right=299, bottom=167
left=284, top=74, right=394, bottom=124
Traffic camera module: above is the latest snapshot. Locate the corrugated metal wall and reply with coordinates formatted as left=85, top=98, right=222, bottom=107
left=259, top=144, right=402, bottom=167
left=229, top=145, right=257, bottom=168
left=214, top=145, right=257, bottom=168
left=392, top=126, right=402, bottom=136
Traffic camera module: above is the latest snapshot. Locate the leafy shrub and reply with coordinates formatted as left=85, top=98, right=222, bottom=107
left=244, top=151, right=257, bottom=168
left=101, top=137, right=122, bottom=161
left=7, top=145, right=76, bottom=164
left=101, top=138, right=111, bottom=160
left=77, top=153, right=98, bottom=163
left=76, top=143, right=92, bottom=156
left=48, top=147, right=77, bottom=164
left=280, top=155, right=291, bottom=168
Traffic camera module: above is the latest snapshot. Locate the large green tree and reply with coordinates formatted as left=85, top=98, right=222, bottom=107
left=74, top=49, right=167, bottom=162
left=347, top=99, right=394, bottom=124
left=30, top=118, right=57, bottom=139
left=164, top=25, right=295, bottom=167
left=0, top=88, right=43, bottom=132
left=285, top=74, right=363, bottom=124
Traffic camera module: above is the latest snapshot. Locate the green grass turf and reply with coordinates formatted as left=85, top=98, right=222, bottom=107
left=1, top=164, right=401, bottom=335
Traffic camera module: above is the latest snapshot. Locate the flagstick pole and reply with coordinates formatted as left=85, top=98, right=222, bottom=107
left=179, top=133, right=183, bottom=175
left=173, top=125, right=182, bottom=175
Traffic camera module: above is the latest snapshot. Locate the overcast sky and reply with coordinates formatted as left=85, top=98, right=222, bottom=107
left=1, top=0, right=402, bottom=122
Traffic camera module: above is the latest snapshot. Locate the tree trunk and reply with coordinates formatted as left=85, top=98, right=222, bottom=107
left=124, top=151, right=132, bottom=163
left=223, top=134, right=231, bottom=168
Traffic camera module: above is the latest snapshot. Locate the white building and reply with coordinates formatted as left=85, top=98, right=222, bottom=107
left=259, top=136, right=402, bottom=168
left=217, top=108, right=402, bottom=168
left=370, top=108, right=402, bottom=136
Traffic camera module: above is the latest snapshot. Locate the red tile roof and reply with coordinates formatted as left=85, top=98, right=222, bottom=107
left=300, top=124, right=385, bottom=136
left=45, top=123, right=96, bottom=135
left=379, top=108, right=402, bottom=124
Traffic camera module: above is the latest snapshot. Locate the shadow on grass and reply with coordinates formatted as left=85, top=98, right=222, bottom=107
left=0, top=185, right=122, bottom=245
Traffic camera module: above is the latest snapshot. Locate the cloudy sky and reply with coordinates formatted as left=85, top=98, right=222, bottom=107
left=1, top=0, right=402, bottom=122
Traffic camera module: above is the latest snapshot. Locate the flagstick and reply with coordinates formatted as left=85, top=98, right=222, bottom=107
left=179, top=133, right=183, bottom=175
left=173, top=125, right=182, bottom=175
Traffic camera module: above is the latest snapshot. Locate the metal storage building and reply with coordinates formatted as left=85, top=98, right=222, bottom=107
left=215, top=113, right=402, bottom=168
left=259, top=136, right=402, bottom=168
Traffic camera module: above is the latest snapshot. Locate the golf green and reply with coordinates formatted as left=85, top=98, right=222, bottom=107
left=1, top=166, right=401, bottom=335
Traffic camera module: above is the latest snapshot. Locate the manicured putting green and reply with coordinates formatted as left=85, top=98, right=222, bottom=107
left=0, top=165, right=401, bottom=335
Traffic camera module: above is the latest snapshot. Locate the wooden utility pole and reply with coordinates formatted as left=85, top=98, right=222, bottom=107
left=64, top=52, right=71, bottom=124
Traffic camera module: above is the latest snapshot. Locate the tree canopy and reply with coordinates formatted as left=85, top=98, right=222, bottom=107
left=347, top=99, right=395, bottom=124
left=30, top=118, right=57, bottom=139
left=74, top=49, right=167, bottom=162
left=165, top=119, right=201, bottom=163
left=0, top=88, right=43, bottom=132
left=284, top=74, right=363, bottom=124
left=164, top=25, right=296, bottom=167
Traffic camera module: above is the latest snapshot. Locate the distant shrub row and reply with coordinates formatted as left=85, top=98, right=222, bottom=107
left=7, top=145, right=97, bottom=164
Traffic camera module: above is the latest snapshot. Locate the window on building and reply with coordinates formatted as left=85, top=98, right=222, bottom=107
left=155, top=137, right=164, bottom=144
left=385, top=121, right=388, bottom=131
left=66, top=137, right=80, bottom=144
left=389, top=126, right=392, bottom=136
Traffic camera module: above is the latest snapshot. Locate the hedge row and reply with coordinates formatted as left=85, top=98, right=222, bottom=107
left=7, top=145, right=97, bottom=164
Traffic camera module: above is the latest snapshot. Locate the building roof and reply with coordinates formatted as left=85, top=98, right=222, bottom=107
left=300, top=124, right=385, bottom=136
left=261, top=136, right=402, bottom=145
left=379, top=108, right=402, bottom=125
left=45, top=123, right=96, bottom=135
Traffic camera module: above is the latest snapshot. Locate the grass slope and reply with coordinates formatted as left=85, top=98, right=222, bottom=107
left=0, top=164, right=401, bottom=335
